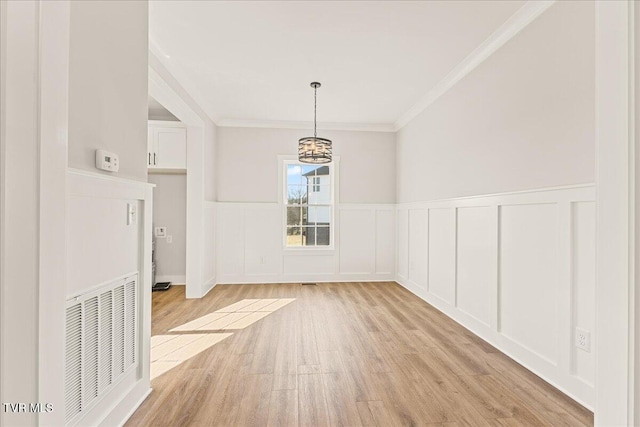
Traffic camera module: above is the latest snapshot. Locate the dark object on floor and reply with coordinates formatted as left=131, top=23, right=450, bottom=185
left=153, top=282, right=172, bottom=291
left=301, top=282, right=317, bottom=286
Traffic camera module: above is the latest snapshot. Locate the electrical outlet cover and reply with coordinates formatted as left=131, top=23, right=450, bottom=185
left=575, top=327, right=591, bottom=352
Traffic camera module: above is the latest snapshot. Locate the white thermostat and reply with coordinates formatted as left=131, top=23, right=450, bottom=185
left=95, top=149, right=119, bottom=172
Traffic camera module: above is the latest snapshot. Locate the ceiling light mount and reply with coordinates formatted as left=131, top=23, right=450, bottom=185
left=298, top=81, right=332, bottom=164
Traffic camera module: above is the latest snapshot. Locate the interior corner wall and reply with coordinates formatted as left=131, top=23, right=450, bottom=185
left=396, top=0, right=595, bottom=203
left=68, top=0, right=149, bottom=182
left=394, top=0, right=597, bottom=408
left=217, top=127, right=396, bottom=204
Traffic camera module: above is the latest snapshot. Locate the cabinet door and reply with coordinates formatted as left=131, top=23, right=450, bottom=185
left=155, top=127, right=187, bottom=169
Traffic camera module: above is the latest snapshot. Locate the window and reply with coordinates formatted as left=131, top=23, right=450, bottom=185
left=285, top=162, right=332, bottom=247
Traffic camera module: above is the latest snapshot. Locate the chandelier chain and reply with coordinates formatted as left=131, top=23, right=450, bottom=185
left=314, top=85, right=317, bottom=138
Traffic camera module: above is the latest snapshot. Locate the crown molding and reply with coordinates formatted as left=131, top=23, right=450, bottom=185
left=216, top=118, right=396, bottom=133
left=393, top=0, right=556, bottom=131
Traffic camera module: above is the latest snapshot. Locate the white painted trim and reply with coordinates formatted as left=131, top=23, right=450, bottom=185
left=0, top=0, right=6, bottom=417
left=400, top=183, right=595, bottom=209
left=155, top=275, right=185, bottom=285
left=201, top=275, right=217, bottom=297
left=148, top=119, right=185, bottom=128
left=149, top=53, right=214, bottom=300
left=218, top=276, right=396, bottom=285
left=217, top=118, right=395, bottom=133
left=595, top=1, right=635, bottom=425
left=115, top=388, right=152, bottom=427
left=394, top=0, right=556, bottom=130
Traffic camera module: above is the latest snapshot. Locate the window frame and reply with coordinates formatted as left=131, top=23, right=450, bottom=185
left=280, top=156, right=338, bottom=251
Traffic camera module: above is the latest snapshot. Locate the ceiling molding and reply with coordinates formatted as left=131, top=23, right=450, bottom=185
left=216, top=118, right=396, bottom=133
left=393, top=0, right=556, bottom=131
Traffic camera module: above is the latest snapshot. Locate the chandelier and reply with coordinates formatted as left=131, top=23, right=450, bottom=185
left=298, top=82, right=332, bottom=164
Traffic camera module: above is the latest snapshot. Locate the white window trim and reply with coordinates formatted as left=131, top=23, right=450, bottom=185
left=278, top=155, right=339, bottom=251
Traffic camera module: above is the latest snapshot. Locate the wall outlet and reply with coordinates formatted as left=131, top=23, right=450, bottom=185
left=154, top=227, right=167, bottom=238
left=575, top=327, right=591, bottom=352
left=166, top=235, right=173, bottom=244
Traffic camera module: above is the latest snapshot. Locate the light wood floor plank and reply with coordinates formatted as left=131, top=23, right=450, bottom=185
left=125, top=283, right=593, bottom=427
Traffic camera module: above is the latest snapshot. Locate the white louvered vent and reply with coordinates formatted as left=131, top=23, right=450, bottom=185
left=64, top=274, right=138, bottom=426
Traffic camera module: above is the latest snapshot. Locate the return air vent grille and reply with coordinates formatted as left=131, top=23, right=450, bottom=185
left=64, top=274, right=138, bottom=426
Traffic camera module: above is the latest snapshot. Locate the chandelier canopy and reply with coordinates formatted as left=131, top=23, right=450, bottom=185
left=298, top=82, right=332, bottom=164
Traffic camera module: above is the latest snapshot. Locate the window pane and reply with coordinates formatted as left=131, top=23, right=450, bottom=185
left=287, top=164, right=303, bottom=185
left=308, top=185, right=331, bottom=205
left=302, top=226, right=316, bottom=246
left=287, top=185, right=307, bottom=205
left=286, top=226, right=302, bottom=246
left=308, top=206, right=331, bottom=225
left=316, top=226, right=331, bottom=246
left=286, top=207, right=303, bottom=226
left=301, top=165, right=319, bottom=177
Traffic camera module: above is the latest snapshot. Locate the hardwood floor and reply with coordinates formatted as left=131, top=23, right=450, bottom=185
left=126, top=282, right=593, bottom=427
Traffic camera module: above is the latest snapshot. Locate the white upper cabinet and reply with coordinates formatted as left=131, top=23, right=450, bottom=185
left=148, top=121, right=187, bottom=170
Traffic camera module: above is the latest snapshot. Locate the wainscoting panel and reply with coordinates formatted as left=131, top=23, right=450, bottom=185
left=244, top=206, right=283, bottom=277
left=217, top=203, right=395, bottom=283
left=456, top=206, right=494, bottom=327
left=339, top=209, right=375, bottom=274
left=500, top=203, right=559, bottom=365
left=375, top=209, right=396, bottom=274
left=395, top=184, right=596, bottom=408
left=571, top=201, right=596, bottom=386
left=219, top=205, right=245, bottom=278
left=202, top=201, right=217, bottom=293
left=427, top=208, right=456, bottom=304
left=408, top=209, right=428, bottom=291
left=67, top=196, right=139, bottom=297
left=397, top=209, right=409, bottom=281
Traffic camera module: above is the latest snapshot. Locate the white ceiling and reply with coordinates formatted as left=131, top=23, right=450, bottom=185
left=149, top=1, right=525, bottom=129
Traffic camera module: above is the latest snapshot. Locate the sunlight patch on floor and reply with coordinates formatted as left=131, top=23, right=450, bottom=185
left=169, top=298, right=296, bottom=332
left=150, top=333, right=233, bottom=380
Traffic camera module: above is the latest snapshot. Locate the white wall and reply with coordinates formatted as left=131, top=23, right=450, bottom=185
left=217, top=203, right=395, bottom=284
left=149, top=54, right=219, bottom=297
left=215, top=127, right=396, bottom=284
left=68, top=0, right=149, bottom=182
left=65, top=2, right=152, bottom=425
left=148, top=174, right=187, bottom=283
left=217, top=127, right=396, bottom=204
left=66, top=170, right=153, bottom=427
left=393, top=0, right=598, bottom=411
left=396, top=185, right=596, bottom=407
left=1, top=2, right=42, bottom=424
left=396, top=1, right=595, bottom=203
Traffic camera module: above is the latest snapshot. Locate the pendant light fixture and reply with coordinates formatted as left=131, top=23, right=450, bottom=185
left=298, top=82, right=332, bottom=164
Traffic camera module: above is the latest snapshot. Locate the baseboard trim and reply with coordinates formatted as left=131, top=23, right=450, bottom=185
left=201, top=275, right=217, bottom=297
left=155, top=275, right=185, bottom=284
left=116, top=387, right=152, bottom=427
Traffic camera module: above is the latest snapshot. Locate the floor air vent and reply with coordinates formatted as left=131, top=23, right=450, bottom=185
left=64, top=274, right=138, bottom=425
left=301, top=283, right=317, bottom=286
